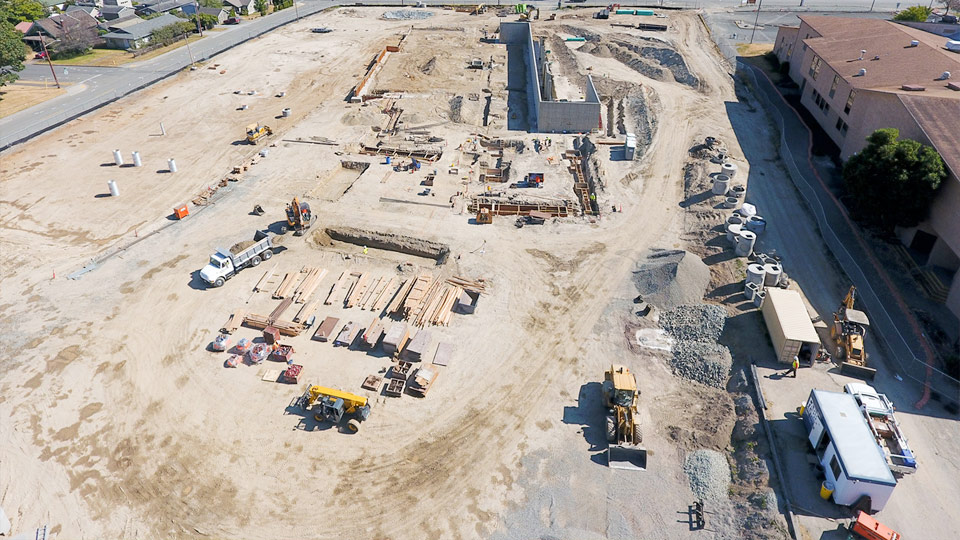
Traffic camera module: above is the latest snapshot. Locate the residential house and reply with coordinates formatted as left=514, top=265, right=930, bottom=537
left=103, top=0, right=134, bottom=6
left=774, top=15, right=960, bottom=317
left=39, top=0, right=67, bottom=13
left=136, top=0, right=191, bottom=16
left=14, top=21, right=33, bottom=34
left=223, top=0, right=256, bottom=16
left=99, top=14, right=140, bottom=32
left=102, top=13, right=182, bottom=49
left=181, top=4, right=229, bottom=24
left=22, top=11, right=101, bottom=52
left=101, top=5, right=136, bottom=21
left=66, top=4, right=100, bottom=18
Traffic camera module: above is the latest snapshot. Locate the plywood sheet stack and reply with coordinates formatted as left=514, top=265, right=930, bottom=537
left=400, top=274, right=434, bottom=319
left=292, top=268, right=328, bottom=323
left=325, top=272, right=350, bottom=305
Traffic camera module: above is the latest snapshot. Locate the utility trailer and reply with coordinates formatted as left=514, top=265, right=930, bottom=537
left=803, top=390, right=897, bottom=513
left=844, top=383, right=917, bottom=476
left=200, top=230, right=275, bottom=287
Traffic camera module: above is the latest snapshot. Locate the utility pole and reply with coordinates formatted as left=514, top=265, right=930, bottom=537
left=193, top=1, right=203, bottom=37
left=750, top=0, right=764, bottom=44
left=182, top=29, right=195, bottom=65
left=37, top=29, right=61, bottom=89
left=294, top=0, right=300, bottom=20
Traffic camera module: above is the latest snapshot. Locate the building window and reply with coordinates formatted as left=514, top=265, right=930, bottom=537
left=830, top=455, right=842, bottom=479
left=812, top=89, right=830, bottom=114
left=802, top=43, right=807, bottom=51
left=844, top=89, right=857, bottom=115
left=829, top=74, right=840, bottom=98
left=809, top=55, right=822, bottom=79
left=836, top=118, right=849, bottom=136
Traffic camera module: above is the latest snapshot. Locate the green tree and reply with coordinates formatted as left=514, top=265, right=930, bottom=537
left=942, top=0, right=960, bottom=15
left=842, top=128, right=946, bottom=230
left=197, top=0, right=222, bottom=7
left=893, top=5, right=932, bottom=21
left=192, top=12, right=218, bottom=30
left=0, top=0, right=45, bottom=26
left=0, top=20, right=27, bottom=88
left=254, top=0, right=267, bottom=16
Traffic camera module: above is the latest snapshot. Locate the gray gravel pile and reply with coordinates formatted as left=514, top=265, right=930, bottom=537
left=632, top=250, right=709, bottom=310
left=684, top=450, right=731, bottom=502
left=671, top=341, right=732, bottom=389
left=660, top=304, right=726, bottom=342
left=382, top=10, right=434, bottom=20
left=659, top=304, right=731, bottom=388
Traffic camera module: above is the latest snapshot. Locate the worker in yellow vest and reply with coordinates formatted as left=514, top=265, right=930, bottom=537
left=789, top=356, right=800, bottom=378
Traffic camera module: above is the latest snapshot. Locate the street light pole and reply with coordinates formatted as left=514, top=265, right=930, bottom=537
left=750, top=0, right=764, bottom=44
left=294, top=0, right=300, bottom=20
left=193, top=1, right=203, bottom=37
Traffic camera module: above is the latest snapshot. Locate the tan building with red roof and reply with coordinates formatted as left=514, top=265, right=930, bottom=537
left=775, top=15, right=960, bottom=317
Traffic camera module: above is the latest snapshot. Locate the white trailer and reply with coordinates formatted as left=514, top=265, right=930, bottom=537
left=803, top=390, right=897, bottom=513
left=761, top=288, right=820, bottom=365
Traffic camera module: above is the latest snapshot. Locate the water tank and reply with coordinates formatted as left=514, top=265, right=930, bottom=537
left=746, top=263, right=766, bottom=286
left=282, top=107, right=291, bottom=118
left=168, top=158, right=177, bottom=173
left=107, top=180, right=119, bottom=197
left=132, top=151, right=142, bottom=168
left=113, top=149, right=123, bottom=166
left=763, top=263, right=782, bottom=286
left=735, top=230, right=757, bottom=257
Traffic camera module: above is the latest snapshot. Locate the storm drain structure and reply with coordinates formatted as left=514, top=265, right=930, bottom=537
left=500, top=22, right=602, bottom=133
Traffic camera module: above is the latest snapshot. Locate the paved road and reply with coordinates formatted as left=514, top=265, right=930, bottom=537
left=0, top=1, right=334, bottom=149
left=1, top=0, right=905, bottom=150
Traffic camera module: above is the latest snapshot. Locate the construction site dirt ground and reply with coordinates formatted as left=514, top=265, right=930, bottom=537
left=2, top=7, right=958, bottom=540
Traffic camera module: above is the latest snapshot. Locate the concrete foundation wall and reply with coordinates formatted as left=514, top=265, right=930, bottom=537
left=500, top=21, right=601, bottom=134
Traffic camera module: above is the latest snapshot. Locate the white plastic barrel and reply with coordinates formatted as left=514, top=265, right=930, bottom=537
left=108, top=180, right=119, bottom=197
left=168, top=158, right=177, bottom=173
left=132, top=151, right=142, bottom=167
left=113, top=149, right=123, bottom=166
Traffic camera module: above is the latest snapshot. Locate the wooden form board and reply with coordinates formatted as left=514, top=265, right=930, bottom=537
left=222, top=310, right=245, bottom=334
left=325, top=272, right=349, bottom=305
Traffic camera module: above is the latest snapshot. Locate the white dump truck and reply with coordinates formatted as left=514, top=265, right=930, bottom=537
left=200, top=230, right=275, bottom=287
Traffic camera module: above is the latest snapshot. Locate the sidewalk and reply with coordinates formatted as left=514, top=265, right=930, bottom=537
left=740, top=61, right=958, bottom=408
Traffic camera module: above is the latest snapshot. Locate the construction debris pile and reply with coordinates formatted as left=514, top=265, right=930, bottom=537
left=684, top=449, right=732, bottom=502
left=382, top=10, right=434, bottom=20
left=632, top=249, right=709, bottom=310
left=659, top=304, right=731, bottom=388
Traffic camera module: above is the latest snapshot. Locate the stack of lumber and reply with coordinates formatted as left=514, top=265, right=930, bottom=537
left=398, top=274, right=433, bottom=319
left=414, top=283, right=461, bottom=327
left=324, top=272, right=351, bottom=306
left=292, top=267, right=328, bottom=323
left=446, top=275, right=486, bottom=294
left=273, top=272, right=298, bottom=299
left=345, top=273, right=369, bottom=308
left=367, top=277, right=397, bottom=311
left=384, top=272, right=464, bottom=327
left=243, top=313, right=304, bottom=336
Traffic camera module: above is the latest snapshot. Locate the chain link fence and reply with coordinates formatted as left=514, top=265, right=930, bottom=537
left=740, top=61, right=958, bottom=406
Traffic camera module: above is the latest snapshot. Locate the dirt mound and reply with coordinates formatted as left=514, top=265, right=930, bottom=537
left=611, top=39, right=699, bottom=88
left=322, top=226, right=450, bottom=263
left=229, top=240, right=255, bottom=254
left=632, top=249, right=710, bottom=309
left=560, top=25, right=601, bottom=42
left=578, top=42, right=613, bottom=57
left=420, top=57, right=436, bottom=75
left=341, top=108, right=380, bottom=126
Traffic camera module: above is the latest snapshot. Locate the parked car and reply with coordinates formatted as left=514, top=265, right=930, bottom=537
left=225, top=17, right=241, bottom=25
left=35, top=51, right=48, bottom=60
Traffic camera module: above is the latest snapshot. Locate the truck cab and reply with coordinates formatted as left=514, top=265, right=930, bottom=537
left=200, top=250, right=236, bottom=287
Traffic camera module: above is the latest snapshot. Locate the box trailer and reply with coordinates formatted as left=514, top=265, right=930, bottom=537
left=803, top=390, right=897, bottom=513
left=761, top=288, right=820, bottom=364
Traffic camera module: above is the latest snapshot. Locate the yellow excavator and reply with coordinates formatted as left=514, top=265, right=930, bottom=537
left=833, top=286, right=876, bottom=380
left=246, top=123, right=273, bottom=144
left=602, top=365, right=647, bottom=471
left=300, top=386, right=371, bottom=433
left=285, top=197, right=314, bottom=235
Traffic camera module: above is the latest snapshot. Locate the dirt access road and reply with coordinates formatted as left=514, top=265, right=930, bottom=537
left=2, top=8, right=778, bottom=539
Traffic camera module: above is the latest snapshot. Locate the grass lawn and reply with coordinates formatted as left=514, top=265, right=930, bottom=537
left=130, top=35, right=206, bottom=64
left=51, top=48, right=129, bottom=67
left=0, top=81, right=70, bottom=118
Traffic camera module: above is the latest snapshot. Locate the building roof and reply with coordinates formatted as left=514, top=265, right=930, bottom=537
left=223, top=0, right=254, bottom=7
left=799, top=15, right=960, bottom=95
left=103, top=13, right=181, bottom=41
left=66, top=5, right=98, bottom=15
left=138, top=0, right=189, bottom=14
left=102, top=5, right=135, bottom=15
left=810, top=390, right=897, bottom=486
left=900, top=95, right=960, bottom=176
left=763, top=288, right=820, bottom=345
left=31, top=11, right=99, bottom=39
left=14, top=21, right=33, bottom=33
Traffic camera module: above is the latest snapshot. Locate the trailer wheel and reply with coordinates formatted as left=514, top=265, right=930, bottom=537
left=262, top=249, right=273, bottom=260
left=605, top=415, right=616, bottom=442
left=214, top=277, right=225, bottom=288
left=314, top=412, right=325, bottom=423
left=346, top=419, right=361, bottom=433
left=251, top=256, right=262, bottom=267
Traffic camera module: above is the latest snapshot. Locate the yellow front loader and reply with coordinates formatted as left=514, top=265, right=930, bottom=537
left=602, top=365, right=647, bottom=471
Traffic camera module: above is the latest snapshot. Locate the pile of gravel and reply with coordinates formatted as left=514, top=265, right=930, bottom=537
left=382, top=9, right=434, bottom=20
left=660, top=304, right=731, bottom=388
left=671, top=341, right=732, bottom=389
left=660, top=304, right=726, bottom=342
left=684, top=450, right=731, bottom=502
left=632, top=250, right=709, bottom=310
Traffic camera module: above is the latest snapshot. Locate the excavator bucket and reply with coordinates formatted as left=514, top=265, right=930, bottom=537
left=607, top=445, right=647, bottom=471
left=840, top=361, right=877, bottom=380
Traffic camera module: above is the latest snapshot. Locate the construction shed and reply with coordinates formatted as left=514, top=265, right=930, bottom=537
left=760, top=288, right=820, bottom=364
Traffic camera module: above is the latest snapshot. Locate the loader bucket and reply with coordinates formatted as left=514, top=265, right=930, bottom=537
left=607, top=445, right=647, bottom=471
left=840, top=361, right=876, bottom=381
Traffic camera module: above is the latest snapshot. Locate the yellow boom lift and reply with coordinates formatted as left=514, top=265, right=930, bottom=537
left=299, top=386, right=371, bottom=433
